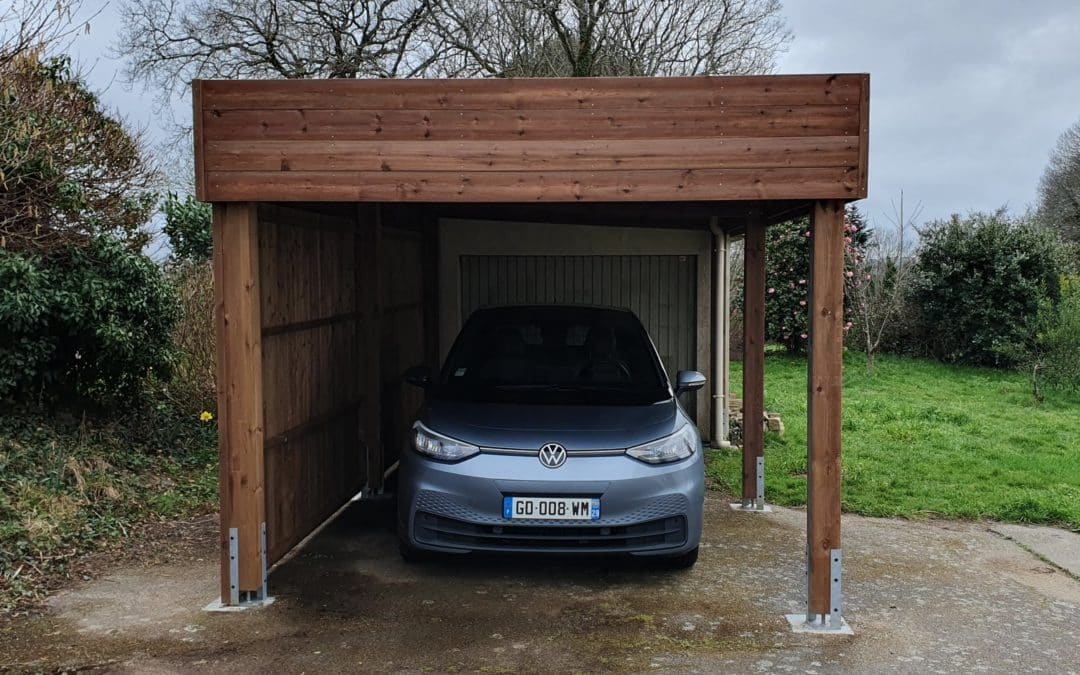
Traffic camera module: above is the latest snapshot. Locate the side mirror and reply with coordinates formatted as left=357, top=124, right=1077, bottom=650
left=675, top=370, right=707, bottom=394
left=404, top=365, right=432, bottom=389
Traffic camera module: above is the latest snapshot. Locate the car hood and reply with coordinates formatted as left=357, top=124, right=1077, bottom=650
left=419, top=397, right=683, bottom=450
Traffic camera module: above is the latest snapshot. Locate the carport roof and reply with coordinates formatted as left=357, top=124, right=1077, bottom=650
left=192, top=74, right=869, bottom=208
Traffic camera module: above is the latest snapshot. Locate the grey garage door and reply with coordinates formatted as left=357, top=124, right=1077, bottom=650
left=459, top=255, right=698, bottom=417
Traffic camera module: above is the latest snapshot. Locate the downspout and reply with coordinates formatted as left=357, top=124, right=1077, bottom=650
left=710, top=218, right=734, bottom=448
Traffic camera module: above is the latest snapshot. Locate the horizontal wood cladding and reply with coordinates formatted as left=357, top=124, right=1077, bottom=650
left=200, top=75, right=861, bottom=110
left=195, top=74, right=869, bottom=203
left=208, top=167, right=858, bottom=202
left=204, top=137, right=857, bottom=172
left=201, top=106, right=861, bottom=142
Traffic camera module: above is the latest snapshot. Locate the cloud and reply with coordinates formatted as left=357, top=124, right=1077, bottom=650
left=779, top=0, right=1080, bottom=228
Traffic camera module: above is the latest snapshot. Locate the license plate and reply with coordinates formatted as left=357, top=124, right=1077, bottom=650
left=503, top=496, right=601, bottom=521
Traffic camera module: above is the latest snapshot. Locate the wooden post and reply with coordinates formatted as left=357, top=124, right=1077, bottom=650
left=357, top=204, right=383, bottom=493
left=806, top=200, right=845, bottom=627
left=741, top=212, right=766, bottom=509
left=213, top=202, right=266, bottom=604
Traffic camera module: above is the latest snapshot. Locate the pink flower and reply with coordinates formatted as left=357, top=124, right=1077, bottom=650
left=799, top=279, right=806, bottom=285
left=768, top=287, right=775, bottom=294
left=845, top=271, right=854, bottom=278
left=799, top=300, right=807, bottom=306
left=864, top=273, right=871, bottom=281
left=844, top=236, right=852, bottom=243
left=805, top=231, right=812, bottom=238
left=800, top=333, right=808, bottom=339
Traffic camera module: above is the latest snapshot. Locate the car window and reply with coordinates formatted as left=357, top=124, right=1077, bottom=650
left=435, top=307, right=670, bottom=405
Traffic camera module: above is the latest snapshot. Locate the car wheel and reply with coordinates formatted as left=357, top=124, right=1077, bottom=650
left=662, top=546, right=699, bottom=570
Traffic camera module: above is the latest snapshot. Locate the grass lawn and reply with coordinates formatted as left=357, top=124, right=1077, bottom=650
left=706, top=350, right=1080, bottom=530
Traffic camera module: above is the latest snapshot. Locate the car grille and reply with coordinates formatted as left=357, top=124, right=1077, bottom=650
left=413, top=512, right=687, bottom=552
left=414, top=490, right=689, bottom=526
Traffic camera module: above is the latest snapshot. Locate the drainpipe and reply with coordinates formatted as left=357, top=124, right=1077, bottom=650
left=710, top=218, right=734, bottom=448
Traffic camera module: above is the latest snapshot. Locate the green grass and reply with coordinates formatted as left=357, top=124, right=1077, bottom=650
left=706, top=350, right=1080, bottom=530
left=0, top=405, right=218, bottom=613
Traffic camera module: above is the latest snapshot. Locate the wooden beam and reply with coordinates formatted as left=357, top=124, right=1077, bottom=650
left=213, top=202, right=266, bottom=602
left=204, top=167, right=859, bottom=203
left=202, top=105, right=862, bottom=143
left=199, top=74, right=865, bottom=111
left=203, top=136, right=859, bottom=172
left=742, top=212, right=766, bottom=507
left=807, top=200, right=845, bottom=621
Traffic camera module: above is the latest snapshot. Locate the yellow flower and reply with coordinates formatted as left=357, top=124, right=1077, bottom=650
left=199, top=411, right=214, bottom=423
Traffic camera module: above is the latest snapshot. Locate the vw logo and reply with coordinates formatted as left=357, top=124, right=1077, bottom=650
left=538, top=443, right=567, bottom=469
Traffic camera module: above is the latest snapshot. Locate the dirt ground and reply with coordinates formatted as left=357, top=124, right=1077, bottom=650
left=1, top=492, right=1078, bottom=674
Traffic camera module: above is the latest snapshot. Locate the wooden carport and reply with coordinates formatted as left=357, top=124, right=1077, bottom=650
left=194, top=74, right=869, bottom=631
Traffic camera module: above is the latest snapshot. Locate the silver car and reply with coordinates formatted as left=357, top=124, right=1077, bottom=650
left=397, top=305, right=706, bottom=567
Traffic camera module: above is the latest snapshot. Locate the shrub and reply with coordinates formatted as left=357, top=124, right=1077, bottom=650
left=162, top=192, right=212, bottom=264
left=1035, top=279, right=1080, bottom=391
left=911, top=210, right=1063, bottom=367
left=0, top=236, right=179, bottom=409
left=762, top=207, right=869, bottom=352
left=0, top=53, right=159, bottom=252
left=162, top=261, right=216, bottom=416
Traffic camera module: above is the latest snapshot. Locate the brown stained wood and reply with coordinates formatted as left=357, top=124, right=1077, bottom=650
left=263, top=399, right=364, bottom=451
left=257, top=203, right=365, bottom=565
left=857, top=75, right=870, bottom=197
left=203, top=137, right=858, bottom=173
left=264, top=412, right=362, bottom=561
left=200, top=75, right=865, bottom=111
left=205, top=167, right=859, bottom=203
left=213, top=202, right=265, bottom=596
left=742, top=213, right=766, bottom=503
left=201, top=105, right=862, bottom=142
left=212, top=204, right=230, bottom=602
left=193, top=74, right=868, bottom=204
left=193, top=81, right=207, bottom=201
left=262, top=311, right=362, bottom=337
left=807, top=200, right=845, bottom=617
left=357, top=204, right=382, bottom=491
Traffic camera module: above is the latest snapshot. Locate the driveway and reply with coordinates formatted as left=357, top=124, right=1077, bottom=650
left=1, top=492, right=1077, bottom=673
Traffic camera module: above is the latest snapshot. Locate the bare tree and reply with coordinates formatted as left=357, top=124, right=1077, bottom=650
left=845, top=193, right=921, bottom=375
left=0, top=0, right=93, bottom=66
left=117, top=0, right=442, bottom=103
left=1038, top=118, right=1080, bottom=245
left=428, top=0, right=792, bottom=77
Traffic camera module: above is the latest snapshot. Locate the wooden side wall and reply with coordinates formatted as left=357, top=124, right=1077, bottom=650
left=258, top=203, right=372, bottom=563
left=194, top=75, right=869, bottom=203
left=378, top=205, right=439, bottom=475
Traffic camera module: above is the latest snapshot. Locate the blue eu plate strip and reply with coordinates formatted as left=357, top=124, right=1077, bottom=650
left=503, top=496, right=513, bottom=519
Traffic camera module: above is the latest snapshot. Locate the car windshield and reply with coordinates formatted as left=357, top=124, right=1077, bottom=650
left=434, top=306, right=670, bottom=406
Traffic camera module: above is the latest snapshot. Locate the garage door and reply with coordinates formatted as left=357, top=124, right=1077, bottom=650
left=459, top=255, right=698, bottom=417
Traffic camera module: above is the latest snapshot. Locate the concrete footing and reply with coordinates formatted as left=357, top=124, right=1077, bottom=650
left=785, top=613, right=853, bottom=635
left=203, top=596, right=275, bottom=613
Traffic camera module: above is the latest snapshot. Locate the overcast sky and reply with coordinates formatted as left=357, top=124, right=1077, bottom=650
left=64, top=0, right=1080, bottom=232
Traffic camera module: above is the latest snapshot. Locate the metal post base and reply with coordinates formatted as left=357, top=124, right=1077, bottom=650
left=204, top=594, right=275, bottom=613
left=728, top=501, right=773, bottom=512
left=785, top=613, right=852, bottom=634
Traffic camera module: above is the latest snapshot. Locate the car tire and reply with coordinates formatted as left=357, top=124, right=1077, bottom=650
left=662, top=546, right=699, bottom=570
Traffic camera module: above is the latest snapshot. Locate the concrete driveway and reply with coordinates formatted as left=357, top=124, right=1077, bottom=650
left=2, top=492, right=1077, bottom=673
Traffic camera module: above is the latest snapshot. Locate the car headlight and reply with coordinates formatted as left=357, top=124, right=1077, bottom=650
left=626, top=424, right=697, bottom=464
left=411, top=421, right=479, bottom=462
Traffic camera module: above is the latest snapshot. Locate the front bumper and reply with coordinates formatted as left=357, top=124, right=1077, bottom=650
left=398, top=448, right=704, bottom=556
